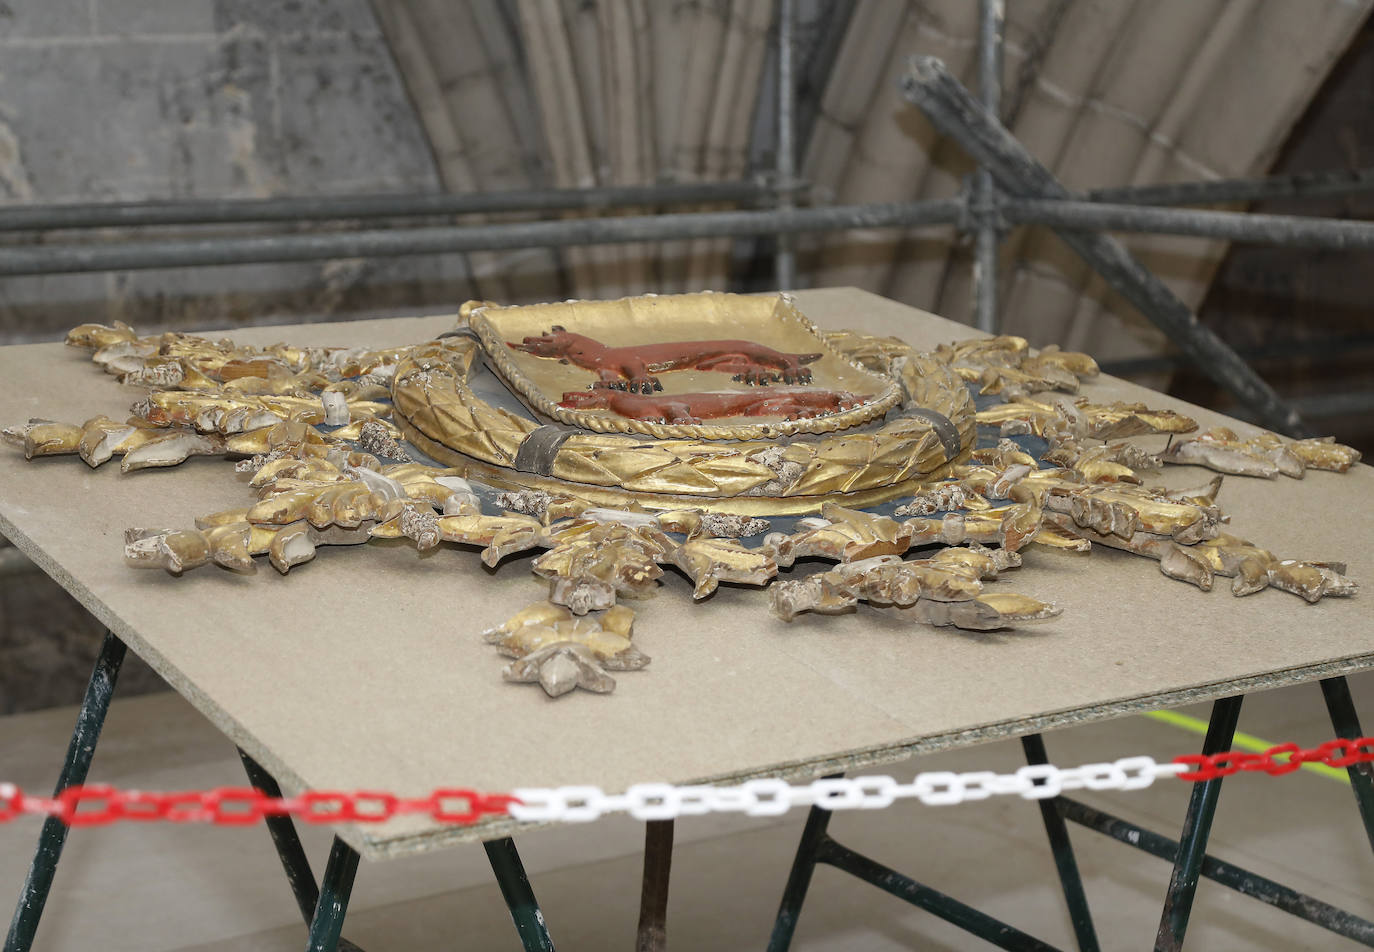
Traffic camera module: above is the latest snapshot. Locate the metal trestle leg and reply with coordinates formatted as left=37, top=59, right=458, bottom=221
left=4, top=629, right=126, bottom=952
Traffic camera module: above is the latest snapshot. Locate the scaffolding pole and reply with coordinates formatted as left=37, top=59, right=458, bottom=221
left=5, top=192, right=1374, bottom=278
left=970, top=0, right=1003, bottom=334
left=1002, top=198, right=1374, bottom=250
left=774, top=0, right=798, bottom=291
left=1089, top=167, right=1374, bottom=208
left=4, top=166, right=1368, bottom=235
left=0, top=181, right=780, bottom=233
left=0, top=200, right=964, bottom=277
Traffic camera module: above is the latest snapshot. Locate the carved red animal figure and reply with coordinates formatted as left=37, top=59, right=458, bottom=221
left=509, top=327, right=823, bottom=393
left=558, top=387, right=867, bottom=424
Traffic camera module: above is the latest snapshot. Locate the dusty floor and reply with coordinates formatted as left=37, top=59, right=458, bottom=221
left=1, top=673, right=1372, bottom=951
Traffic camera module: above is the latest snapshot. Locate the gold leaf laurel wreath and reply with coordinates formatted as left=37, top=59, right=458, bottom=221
left=392, top=329, right=975, bottom=516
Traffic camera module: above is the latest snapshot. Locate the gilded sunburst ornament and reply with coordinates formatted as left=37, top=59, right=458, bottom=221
left=4, top=292, right=1360, bottom=697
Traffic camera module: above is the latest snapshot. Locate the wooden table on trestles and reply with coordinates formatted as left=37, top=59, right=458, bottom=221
left=2, top=288, right=1373, bottom=952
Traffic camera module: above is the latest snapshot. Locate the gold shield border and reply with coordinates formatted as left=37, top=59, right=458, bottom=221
left=466, top=292, right=903, bottom=439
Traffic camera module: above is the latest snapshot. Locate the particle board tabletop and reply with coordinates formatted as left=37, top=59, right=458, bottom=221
left=1, top=287, right=1370, bottom=860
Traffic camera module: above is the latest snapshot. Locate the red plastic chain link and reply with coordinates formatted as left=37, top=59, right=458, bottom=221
left=1173, top=736, right=1374, bottom=781
left=0, top=784, right=25, bottom=823
left=0, top=784, right=519, bottom=827
left=428, top=789, right=521, bottom=823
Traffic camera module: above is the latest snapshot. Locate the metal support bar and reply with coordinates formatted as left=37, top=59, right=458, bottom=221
left=1021, top=735, right=1100, bottom=952
left=767, top=787, right=839, bottom=952
left=901, top=57, right=1310, bottom=438
left=1058, top=797, right=1374, bottom=945
left=0, top=181, right=780, bottom=233
left=970, top=187, right=1002, bottom=333
left=635, top=820, right=674, bottom=952
left=1155, top=695, right=1244, bottom=952
left=0, top=200, right=963, bottom=278
left=769, top=772, right=1061, bottom=952
left=239, top=750, right=322, bottom=926
left=1003, top=198, right=1374, bottom=251
left=0, top=165, right=1363, bottom=235
left=1088, top=167, right=1374, bottom=208
left=774, top=0, right=797, bottom=291
left=484, top=838, right=556, bottom=952
left=814, top=837, right=1061, bottom=951
left=4, top=630, right=126, bottom=952
left=237, top=751, right=364, bottom=951
left=305, top=837, right=361, bottom=952
left=1319, top=677, right=1374, bottom=856
left=971, top=0, right=1004, bottom=333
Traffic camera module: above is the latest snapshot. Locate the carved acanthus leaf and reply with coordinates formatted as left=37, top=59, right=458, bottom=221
left=483, top=603, right=647, bottom=697
left=1162, top=428, right=1362, bottom=478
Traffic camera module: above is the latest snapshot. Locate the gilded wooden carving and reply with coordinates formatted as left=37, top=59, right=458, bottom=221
left=3, top=293, right=1362, bottom=699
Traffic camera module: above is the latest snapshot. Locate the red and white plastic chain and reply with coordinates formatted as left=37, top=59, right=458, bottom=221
left=1, top=736, right=1370, bottom=827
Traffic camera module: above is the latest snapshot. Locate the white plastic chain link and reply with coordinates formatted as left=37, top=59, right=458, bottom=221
left=508, top=755, right=1187, bottom=824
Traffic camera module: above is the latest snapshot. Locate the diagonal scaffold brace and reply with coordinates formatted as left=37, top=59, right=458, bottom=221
left=900, top=56, right=1310, bottom=439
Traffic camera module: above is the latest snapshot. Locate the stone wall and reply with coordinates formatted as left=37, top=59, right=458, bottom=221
left=0, top=0, right=459, bottom=713
left=0, top=0, right=474, bottom=347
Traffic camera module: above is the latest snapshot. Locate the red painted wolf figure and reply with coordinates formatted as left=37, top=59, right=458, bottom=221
left=558, top=387, right=866, bottom=424
left=509, top=327, right=823, bottom=393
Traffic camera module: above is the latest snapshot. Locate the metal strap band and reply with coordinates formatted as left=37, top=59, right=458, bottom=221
left=436, top=326, right=481, bottom=343
left=900, top=407, right=962, bottom=462
left=441, top=326, right=578, bottom=476
left=514, top=425, right=579, bottom=476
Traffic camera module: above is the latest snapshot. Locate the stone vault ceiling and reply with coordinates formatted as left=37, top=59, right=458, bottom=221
left=372, top=0, right=1371, bottom=364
